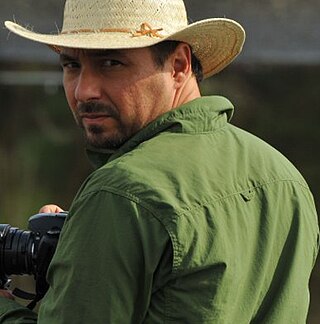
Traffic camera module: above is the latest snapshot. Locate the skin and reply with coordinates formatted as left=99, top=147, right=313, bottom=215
left=0, top=42, right=201, bottom=299
left=60, top=43, right=200, bottom=149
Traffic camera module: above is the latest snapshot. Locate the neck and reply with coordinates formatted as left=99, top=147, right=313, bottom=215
left=172, top=74, right=201, bottom=109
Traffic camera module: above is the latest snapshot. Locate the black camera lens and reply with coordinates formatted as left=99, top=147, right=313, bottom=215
left=0, top=213, right=67, bottom=307
left=0, top=224, right=36, bottom=277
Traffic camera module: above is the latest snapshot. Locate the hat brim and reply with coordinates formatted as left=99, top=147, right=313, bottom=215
left=5, top=18, right=245, bottom=78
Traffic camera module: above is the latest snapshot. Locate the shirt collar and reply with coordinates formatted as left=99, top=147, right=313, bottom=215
left=86, top=96, right=234, bottom=168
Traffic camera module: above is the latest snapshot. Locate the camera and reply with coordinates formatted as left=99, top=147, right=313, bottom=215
left=0, top=212, right=67, bottom=308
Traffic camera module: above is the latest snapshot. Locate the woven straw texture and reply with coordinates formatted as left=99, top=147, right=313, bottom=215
left=5, top=0, right=245, bottom=78
left=62, top=0, right=187, bottom=34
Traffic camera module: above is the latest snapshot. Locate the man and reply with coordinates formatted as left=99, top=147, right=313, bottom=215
left=1, top=0, right=319, bottom=323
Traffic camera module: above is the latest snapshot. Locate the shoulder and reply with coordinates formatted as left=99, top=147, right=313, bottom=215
left=226, top=124, right=308, bottom=186
left=77, top=137, right=182, bottom=214
left=80, top=123, right=310, bottom=208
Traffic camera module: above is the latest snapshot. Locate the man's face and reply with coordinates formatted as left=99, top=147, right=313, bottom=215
left=60, top=47, right=175, bottom=149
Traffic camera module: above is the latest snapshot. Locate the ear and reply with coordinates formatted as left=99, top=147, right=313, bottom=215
left=171, top=43, right=193, bottom=88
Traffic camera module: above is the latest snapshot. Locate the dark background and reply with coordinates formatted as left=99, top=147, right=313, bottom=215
left=1, top=0, right=319, bottom=321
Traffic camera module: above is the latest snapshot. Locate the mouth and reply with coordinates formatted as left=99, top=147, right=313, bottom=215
left=81, top=113, right=111, bottom=125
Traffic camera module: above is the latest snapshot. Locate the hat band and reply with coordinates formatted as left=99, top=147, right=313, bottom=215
left=61, top=27, right=131, bottom=34
left=61, top=22, right=164, bottom=38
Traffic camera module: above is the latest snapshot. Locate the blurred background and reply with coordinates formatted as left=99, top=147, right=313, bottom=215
left=0, top=0, right=319, bottom=321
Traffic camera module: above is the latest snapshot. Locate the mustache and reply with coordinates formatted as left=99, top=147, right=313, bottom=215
left=77, top=101, right=119, bottom=118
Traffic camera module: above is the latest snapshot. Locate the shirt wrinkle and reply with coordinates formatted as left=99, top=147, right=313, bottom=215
left=1, top=96, right=318, bottom=324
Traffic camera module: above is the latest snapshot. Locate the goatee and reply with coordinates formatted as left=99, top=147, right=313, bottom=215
left=75, top=101, right=128, bottom=150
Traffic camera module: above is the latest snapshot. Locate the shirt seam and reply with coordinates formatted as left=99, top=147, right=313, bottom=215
left=175, top=178, right=311, bottom=218
left=74, top=177, right=310, bottom=273
left=76, top=177, right=310, bottom=213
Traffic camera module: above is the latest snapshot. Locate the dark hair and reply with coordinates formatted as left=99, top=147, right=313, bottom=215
left=150, top=41, right=203, bottom=83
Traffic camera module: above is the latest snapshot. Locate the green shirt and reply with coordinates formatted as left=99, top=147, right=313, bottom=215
left=1, top=96, right=319, bottom=323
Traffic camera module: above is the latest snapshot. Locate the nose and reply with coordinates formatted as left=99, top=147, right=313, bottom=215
left=74, top=67, right=102, bottom=103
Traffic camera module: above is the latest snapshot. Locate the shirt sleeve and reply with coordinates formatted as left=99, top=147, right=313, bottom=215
left=0, top=298, right=37, bottom=323
left=38, top=189, right=171, bottom=323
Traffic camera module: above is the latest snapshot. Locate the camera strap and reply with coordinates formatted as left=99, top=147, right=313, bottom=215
left=11, top=230, right=61, bottom=310
left=12, top=288, right=35, bottom=300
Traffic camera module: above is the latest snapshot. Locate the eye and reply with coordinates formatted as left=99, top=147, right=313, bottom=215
left=61, top=61, right=80, bottom=70
left=59, top=53, right=81, bottom=70
left=102, top=59, right=123, bottom=67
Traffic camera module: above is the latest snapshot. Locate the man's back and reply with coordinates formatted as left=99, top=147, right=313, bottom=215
left=39, top=96, right=319, bottom=323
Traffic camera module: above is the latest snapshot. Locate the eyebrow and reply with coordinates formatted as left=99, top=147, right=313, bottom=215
left=59, top=53, right=75, bottom=63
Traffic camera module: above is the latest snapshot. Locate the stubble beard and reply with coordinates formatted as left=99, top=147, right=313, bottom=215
left=84, top=123, right=129, bottom=150
left=75, top=101, right=129, bottom=150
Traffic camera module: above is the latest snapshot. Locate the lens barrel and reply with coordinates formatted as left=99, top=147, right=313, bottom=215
left=0, top=224, right=36, bottom=276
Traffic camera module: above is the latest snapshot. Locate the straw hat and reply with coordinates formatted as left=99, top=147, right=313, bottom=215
left=5, top=0, right=245, bottom=79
